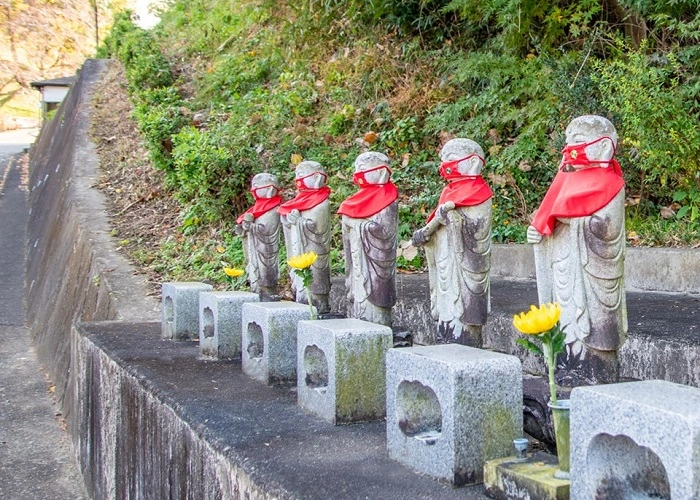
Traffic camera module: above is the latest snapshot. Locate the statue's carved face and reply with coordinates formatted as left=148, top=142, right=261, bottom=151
left=295, top=162, right=327, bottom=190
left=354, top=152, right=391, bottom=185
left=251, top=174, right=279, bottom=199
left=440, top=138, right=485, bottom=177
left=564, top=115, right=618, bottom=167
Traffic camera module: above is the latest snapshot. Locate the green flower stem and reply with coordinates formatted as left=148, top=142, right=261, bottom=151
left=305, top=286, right=315, bottom=320
left=546, top=342, right=558, bottom=406
left=295, top=268, right=316, bottom=320
left=541, top=328, right=562, bottom=406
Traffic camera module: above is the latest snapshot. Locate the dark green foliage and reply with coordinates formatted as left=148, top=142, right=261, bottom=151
left=592, top=43, right=700, bottom=207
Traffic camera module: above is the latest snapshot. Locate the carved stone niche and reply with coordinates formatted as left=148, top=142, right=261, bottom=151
left=571, top=380, right=700, bottom=500
left=386, top=344, right=522, bottom=486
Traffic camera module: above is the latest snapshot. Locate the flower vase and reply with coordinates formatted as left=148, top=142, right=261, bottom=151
left=547, top=399, right=570, bottom=479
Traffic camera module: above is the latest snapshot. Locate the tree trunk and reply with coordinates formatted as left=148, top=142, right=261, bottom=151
left=606, top=0, right=648, bottom=48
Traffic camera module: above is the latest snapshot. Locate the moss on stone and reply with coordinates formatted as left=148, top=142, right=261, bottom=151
left=482, top=402, right=519, bottom=460
left=335, top=335, right=390, bottom=423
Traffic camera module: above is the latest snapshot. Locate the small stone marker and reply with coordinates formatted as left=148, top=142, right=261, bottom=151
left=386, top=344, right=522, bottom=486
left=162, top=282, right=213, bottom=340
left=297, top=318, right=393, bottom=424
left=241, top=301, right=310, bottom=385
left=570, top=380, right=700, bottom=500
left=199, top=291, right=259, bottom=358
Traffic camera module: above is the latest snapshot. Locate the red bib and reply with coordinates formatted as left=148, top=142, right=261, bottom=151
left=426, top=176, right=493, bottom=223
left=532, top=162, right=624, bottom=236
left=236, top=196, right=282, bottom=224
left=337, top=182, right=399, bottom=218
left=278, top=187, right=331, bottom=216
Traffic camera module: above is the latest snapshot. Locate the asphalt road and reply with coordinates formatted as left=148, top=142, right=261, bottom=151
left=0, top=129, right=85, bottom=499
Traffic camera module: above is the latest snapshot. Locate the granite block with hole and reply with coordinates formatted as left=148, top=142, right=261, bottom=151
left=199, top=291, right=259, bottom=359
left=570, top=380, right=700, bottom=500
left=241, top=301, right=311, bottom=385
left=297, top=318, right=393, bottom=425
left=161, top=282, right=213, bottom=340
left=386, top=344, right=522, bottom=486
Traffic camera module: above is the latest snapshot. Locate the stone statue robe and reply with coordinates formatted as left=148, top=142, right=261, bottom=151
left=242, top=209, right=280, bottom=296
left=425, top=201, right=491, bottom=342
left=341, top=201, right=398, bottom=326
left=534, top=189, right=627, bottom=360
left=281, top=200, right=331, bottom=307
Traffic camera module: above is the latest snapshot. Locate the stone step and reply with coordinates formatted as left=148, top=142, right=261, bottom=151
left=331, top=275, right=700, bottom=388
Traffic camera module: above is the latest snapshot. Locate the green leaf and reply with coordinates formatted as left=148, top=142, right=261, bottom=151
left=516, top=338, right=543, bottom=356
left=551, top=330, right=566, bottom=357
left=673, top=190, right=687, bottom=202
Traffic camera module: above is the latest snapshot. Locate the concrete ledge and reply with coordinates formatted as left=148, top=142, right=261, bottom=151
left=72, top=321, right=487, bottom=499
left=491, top=244, right=700, bottom=294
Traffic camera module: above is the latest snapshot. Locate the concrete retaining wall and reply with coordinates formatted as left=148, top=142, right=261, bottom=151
left=70, top=323, right=272, bottom=500
left=26, top=59, right=159, bottom=419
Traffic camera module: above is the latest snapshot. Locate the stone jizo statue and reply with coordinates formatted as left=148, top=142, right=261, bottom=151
left=527, top=115, right=627, bottom=384
left=279, top=161, right=332, bottom=314
left=236, top=172, right=282, bottom=300
left=412, top=138, right=492, bottom=346
left=338, top=152, right=398, bottom=326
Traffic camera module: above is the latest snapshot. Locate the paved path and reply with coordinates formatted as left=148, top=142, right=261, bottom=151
left=0, top=129, right=85, bottom=499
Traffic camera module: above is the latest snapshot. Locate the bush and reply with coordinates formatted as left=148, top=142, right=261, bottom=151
left=592, top=41, right=700, bottom=207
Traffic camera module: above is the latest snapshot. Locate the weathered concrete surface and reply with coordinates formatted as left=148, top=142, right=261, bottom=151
left=25, top=59, right=159, bottom=419
left=490, top=243, right=700, bottom=294
left=0, top=134, right=85, bottom=499
left=74, top=321, right=488, bottom=500
left=332, top=275, right=700, bottom=387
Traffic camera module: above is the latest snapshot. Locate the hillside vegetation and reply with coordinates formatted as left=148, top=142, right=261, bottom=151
left=99, top=0, right=699, bottom=286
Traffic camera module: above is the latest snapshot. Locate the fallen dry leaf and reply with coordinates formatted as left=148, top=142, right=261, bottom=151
left=660, top=206, right=675, bottom=219
left=363, top=131, right=378, bottom=144
left=290, top=153, right=303, bottom=165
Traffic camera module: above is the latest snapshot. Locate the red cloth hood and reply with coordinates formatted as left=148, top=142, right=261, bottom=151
left=426, top=176, right=493, bottom=223
left=337, top=182, right=399, bottom=218
left=278, top=186, right=331, bottom=216
left=236, top=196, right=282, bottom=224
left=531, top=162, right=624, bottom=235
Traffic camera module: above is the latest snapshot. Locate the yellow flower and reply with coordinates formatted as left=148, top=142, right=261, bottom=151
left=513, top=303, right=561, bottom=335
left=287, top=251, right=318, bottom=270
left=223, top=267, right=244, bottom=277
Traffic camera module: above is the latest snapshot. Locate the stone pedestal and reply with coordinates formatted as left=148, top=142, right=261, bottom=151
left=484, top=453, right=570, bottom=500
left=241, top=301, right=310, bottom=386
left=161, top=282, right=212, bottom=340
left=297, top=318, right=392, bottom=424
left=199, top=291, right=259, bottom=359
left=386, top=345, right=522, bottom=486
left=571, top=380, right=700, bottom=500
